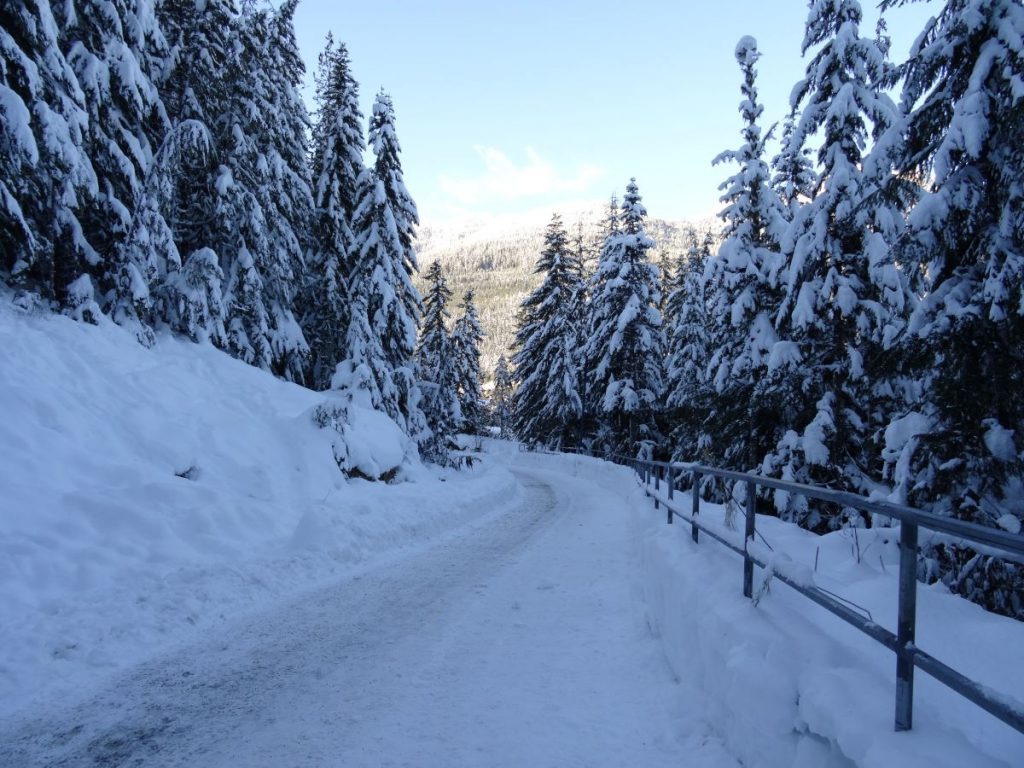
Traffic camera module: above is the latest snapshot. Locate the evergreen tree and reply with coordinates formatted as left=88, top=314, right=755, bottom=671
left=578, top=195, right=620, bottom=433
left=491, top=355, right=514, bottom=438
left=767, top=0, right=910, bottom=528
left=215, top=6, right=274, bottom=371
left=310, top=37, right=364, bottom=224
left=155, top=0, right=234, bottom=249
left=581, top=180, right=665, bottom=457
left=879, top=0, right=1024, bottom=617
left=304, top=36, right=364, bottom=388
left=192, top=2, right=310, bottom=377
left=702, top=37, right=789, bottom=473
left=512, top=214, right=584, bottom=448
left=145, top=119, right=224, bottom=344
left=358, top=89, right=424, bottom=431
left=334, top=284, right=387, bottom=408
left=1, top=0, right=97, bottom=306
left=570, top=217, right=594, bottom=276
left=417, top=261, right=461, bottom=463
left=664, top=230, right=712, bottom=462
left=165, top=245, right=227, bottom=343
left=369, top=91, right=419, bottom=285
left=658, top=225, right=689, bottom=333
left=57, top=0, right=170, bottom=340
left=238, top=0, right=313, bottom=381
left=564, top=227, right=590, bottom=437
left=342, top=170, right=409, bottom=423
left=452, top=290, right=485, bottom=434
left=151, top=0, right=236, bottom=345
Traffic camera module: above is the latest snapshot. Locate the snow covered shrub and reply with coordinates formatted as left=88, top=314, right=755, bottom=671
left=920, top=543, right=1024, bottom=621
left=311, top=395, right=409, bottom=482
left=65, top=274, right=101, bottom=325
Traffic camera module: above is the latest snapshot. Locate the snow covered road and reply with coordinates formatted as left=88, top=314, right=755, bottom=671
left=0, top=466, right=737, bottom=768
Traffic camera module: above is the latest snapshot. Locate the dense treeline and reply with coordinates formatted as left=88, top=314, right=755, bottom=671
left=510, top=0, right=1024, bottom=618
left=1, top=0, right=485, bottom=463
left=416, top=210, right=702, bottom=381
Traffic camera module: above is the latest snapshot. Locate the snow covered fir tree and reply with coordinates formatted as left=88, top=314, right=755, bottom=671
left=875, top=0, right=1024, bottom=615
left=699, top=36, right=787, bottom=478
left=415, top=261, right=462, bottom=464
left=579, top=180, right=665, bottom=458
left=763, top=0, right=911, bottom=527
left=490, top=355, right=514, bottom=438
left=452, top=289, right=485, bottom=435
left=511, top=213, right=584, bottom=448
left=664, top=229, right=713, bottom=463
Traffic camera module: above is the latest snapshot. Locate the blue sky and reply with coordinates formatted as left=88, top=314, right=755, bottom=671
left=291, top=1, right=935, bottom=225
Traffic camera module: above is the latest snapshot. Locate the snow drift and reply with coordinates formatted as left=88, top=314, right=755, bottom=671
left=0, top=297, right=518, bottom=719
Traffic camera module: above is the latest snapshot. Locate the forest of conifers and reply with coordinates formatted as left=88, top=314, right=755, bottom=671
left=2, top=0, right=1022, bottom=618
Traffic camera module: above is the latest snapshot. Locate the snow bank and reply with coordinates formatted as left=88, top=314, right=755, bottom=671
left=0, top=298, right=519, bottom=720
left=517, top=451, right=1024, bottom=768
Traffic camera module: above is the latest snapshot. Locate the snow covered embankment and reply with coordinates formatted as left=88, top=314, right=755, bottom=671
left=0, top=299, right=518, bottom=720
left=518, top=451, right=1024, bottom=768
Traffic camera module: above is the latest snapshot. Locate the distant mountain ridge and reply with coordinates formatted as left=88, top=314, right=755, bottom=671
left=415, top=205, right=717, bottom=380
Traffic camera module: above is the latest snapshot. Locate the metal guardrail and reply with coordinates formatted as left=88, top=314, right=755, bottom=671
left=558, top=448, right=1024, bottom=737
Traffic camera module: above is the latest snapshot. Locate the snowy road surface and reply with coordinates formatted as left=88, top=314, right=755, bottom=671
left=0, top=467, right=738, bottom=768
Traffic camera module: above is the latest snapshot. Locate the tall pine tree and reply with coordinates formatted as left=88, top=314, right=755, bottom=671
left=879, top=0, right=1024, bottom=617
left=235, top=0, right=313, bottom=381
left=417, top=261, right=461, bottom=463
left=581, top=180, right=665, bottom=457
left=150, top=0, right=239, bottom=346
left=452, top=290, right=485, bottom=435
left=58, top=0, right=170, bottom=338
left=303, top=37, right=364, bottom=388
left=767, top=0, right=910, bottom=528
left=1, top=0, right=97, bottom=307
left=491, top=355, right=514, bottom=438
left=352, top=88, right=425, bottom=432
left=664, top=230, right=713, bottom=462
left=512, top=214, right=584, bottom=448
left=702, top=37, right=788, bottom=473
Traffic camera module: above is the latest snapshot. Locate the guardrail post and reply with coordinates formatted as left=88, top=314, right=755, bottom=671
left=667, top=468, right=674, bottom=524
left=744, top=479, right=757, bottom=598
left=691, top=471, right=700, bottom=543
left=895, top=520, right=919, bottom=731
left=654, top=465, right=660, bottom=510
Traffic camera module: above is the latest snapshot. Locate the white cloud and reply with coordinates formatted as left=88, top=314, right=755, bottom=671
left=438, top=146, right=605, bottom=206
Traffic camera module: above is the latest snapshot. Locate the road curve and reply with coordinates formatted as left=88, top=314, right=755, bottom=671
left=0, top=466, right=736, bottom=768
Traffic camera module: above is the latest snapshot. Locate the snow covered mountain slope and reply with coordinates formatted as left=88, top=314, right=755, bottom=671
left=0, top=297, right=518, bottom=720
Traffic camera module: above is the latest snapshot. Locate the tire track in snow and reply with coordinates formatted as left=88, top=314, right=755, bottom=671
left=0, top=473, right=560, bottom=767
left=0, top=468, right=737, bottom=768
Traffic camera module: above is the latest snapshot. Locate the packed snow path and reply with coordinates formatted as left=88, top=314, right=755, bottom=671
left=0, top=467, right=737, bottom=768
